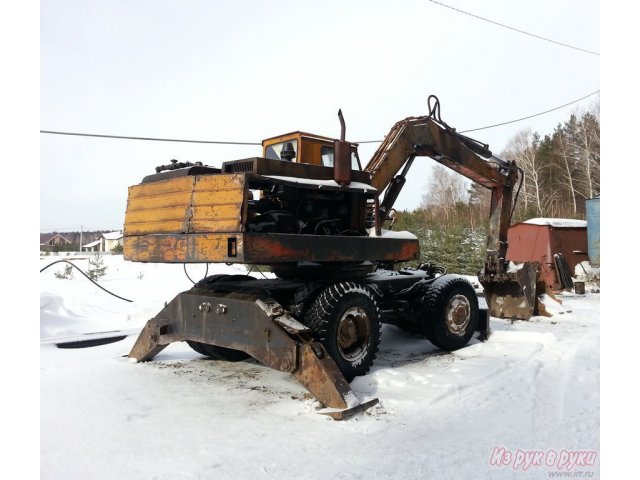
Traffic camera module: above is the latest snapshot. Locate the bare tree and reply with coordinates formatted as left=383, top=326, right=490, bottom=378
left=421, top=165, right=468, bottom=221
left=577, top=111, right=600, bottom=199
left=503, top=130, right=546, bottom=217
left=554, top=124, right=580, bottom=215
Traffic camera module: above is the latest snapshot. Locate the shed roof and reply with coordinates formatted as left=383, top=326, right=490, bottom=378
left=521, top=218, right=587, bottom=228
left=102, top=231, right=123, bottom=240
left=82, top=239, right=101, bottom=248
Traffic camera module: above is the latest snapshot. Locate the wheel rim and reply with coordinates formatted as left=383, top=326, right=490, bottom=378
left=336, top=306, right=371, bottom=363
left=445, top=294, right=471, bottom=336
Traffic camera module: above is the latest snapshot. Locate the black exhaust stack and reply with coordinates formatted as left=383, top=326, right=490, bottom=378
left=334, top=109, right=352, bottom=186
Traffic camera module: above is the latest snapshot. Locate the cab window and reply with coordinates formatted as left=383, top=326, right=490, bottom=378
left=320, top=146, right=361, bottom=170
left=265, top=140, right=298, bottom=161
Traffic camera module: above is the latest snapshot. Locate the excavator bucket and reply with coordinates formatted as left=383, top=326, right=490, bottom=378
left=128, top=287, right=377, bottom=419
left=479, top=262, right=545, bottom=320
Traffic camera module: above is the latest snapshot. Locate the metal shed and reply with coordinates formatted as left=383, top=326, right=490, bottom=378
left=586, top=198, right=600, bottom=267
left=506, top=218, right=588, bottom=291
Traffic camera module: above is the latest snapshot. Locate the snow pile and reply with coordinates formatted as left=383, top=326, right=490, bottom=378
left=574, top=261, right=600, bottom=292
left=506, top=261, right=525, bottom=273
left=538, top=293, right=572, bottom=316
left=40, top=292, right=108, bottom=337
left=39, top=254, right=251, bottom=339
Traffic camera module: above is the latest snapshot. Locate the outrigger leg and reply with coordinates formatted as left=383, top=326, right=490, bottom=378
left=128, top=288, right=378, bottom=420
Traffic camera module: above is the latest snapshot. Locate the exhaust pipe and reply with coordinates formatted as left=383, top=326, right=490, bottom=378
left=334, top=109, right=352, bottom=185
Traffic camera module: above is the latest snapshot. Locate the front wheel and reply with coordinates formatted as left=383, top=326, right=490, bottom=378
left=303, top=282, right=381, bottom=382
left=422, top=275, right=479, bottom=351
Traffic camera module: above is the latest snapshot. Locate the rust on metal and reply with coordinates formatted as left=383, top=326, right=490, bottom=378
left=334, top=110, right=352, bottom=185
left=479, top=262, right=541, bottom=320
left=293, top=343, right=353, bottom=409
left=125, top=232, right=419, bottom=264
left=319, top=398, right=380, bottom=420
left=128, top=288, right=377, bottom=415
left=506, top=221, right=588, bottom=291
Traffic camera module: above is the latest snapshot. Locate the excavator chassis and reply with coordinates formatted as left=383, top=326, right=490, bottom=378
left=128, top=270, right=491, bottom=419
left=129, top=285, right=379, bottom=419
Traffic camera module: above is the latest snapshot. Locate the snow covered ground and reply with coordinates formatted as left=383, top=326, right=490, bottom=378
left=40, top=255, right=599, bottom=479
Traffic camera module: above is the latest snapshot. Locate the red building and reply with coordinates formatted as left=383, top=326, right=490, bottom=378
left=506, top=218, right=588, bottom=291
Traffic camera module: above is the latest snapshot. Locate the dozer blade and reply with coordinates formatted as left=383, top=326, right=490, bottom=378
left=479, top=262, right=543, bottom=320
left=128, top=288, right=377, bottom=418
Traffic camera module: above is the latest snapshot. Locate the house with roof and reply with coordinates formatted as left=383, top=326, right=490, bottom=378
left=82, top=231, right=123, bottom=253
left=40, top=233, right=73, bottom=249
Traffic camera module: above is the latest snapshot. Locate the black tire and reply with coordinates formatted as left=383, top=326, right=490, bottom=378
left=422, top=275, right=478, bottom=351
left=186, top=340, right=249, bottom=362
left=187, top=274, right=253, bottom=361
left=193, top=274, right=256, bottom=289
left=303, top=282, right=381, bottom=382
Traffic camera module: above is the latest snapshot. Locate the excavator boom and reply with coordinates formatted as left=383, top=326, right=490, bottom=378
left=363, top=99, right=541, bottom=319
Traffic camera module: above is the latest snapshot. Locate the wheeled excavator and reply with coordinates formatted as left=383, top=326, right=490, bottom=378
left=124, top=97, right=542, bottom=419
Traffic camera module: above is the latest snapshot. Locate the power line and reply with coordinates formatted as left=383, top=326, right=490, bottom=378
left=356, top=89, right=600, bottom=143
left=459, top=90, right=599, bottom=133
left=426, top=0, right=599, bottom=56
left=40, top=130, right=261, bottom=145
left=41, top=90, right=599, bottom=146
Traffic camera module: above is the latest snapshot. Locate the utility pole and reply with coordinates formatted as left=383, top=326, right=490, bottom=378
left=79, top=225, right=83, bottom=253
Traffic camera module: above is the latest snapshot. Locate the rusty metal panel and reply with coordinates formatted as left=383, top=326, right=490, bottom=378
left=127, top=175, right=194, bottom=199
left=548, top=227, right=589, bottom=282
left=126, top=191, right=193, bottom=210
left=507, top=224, right=554, bottom=288
left=189, top=174, right=245, bottom=233
left=507, top=223, right=587, bottom=290
left=189, top=204, right=244, bottom=232
left=125, top=206, right=193, bottom=225
left=124, top=174, right=246, bottom=236
left=480, top=263, right=541, bottom=320
left=242, top=233, right=419, bottom=263
left=124, top=231, right=418, bottom=264
left=124, top=233, right=243, bottom=263
left=124, top=177, right=195, bottom=235
left=124, top=234, right=189, bottom=262
left=128, top=288, right=377, bottom=413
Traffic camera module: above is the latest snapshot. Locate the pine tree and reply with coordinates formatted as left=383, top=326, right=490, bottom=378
left=87, top=253, right=108, bottom=281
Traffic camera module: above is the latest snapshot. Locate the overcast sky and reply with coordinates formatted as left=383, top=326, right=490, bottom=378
left=40, top=0, right=599, bottom=231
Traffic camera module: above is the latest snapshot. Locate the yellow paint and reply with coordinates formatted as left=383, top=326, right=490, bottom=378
left=124, top=174, right=246, bottom=237
left=124, top=234, right=241, bottom=263
left=127, top=177, right=194, bottom=198
left=126, top=191, right=193, bottom=210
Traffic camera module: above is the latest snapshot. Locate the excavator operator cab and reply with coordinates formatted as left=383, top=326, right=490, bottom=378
left=262, top=131, right=362, bottom=170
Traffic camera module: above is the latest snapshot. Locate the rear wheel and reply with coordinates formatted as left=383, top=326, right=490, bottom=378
left=303, top=282, right=381, bottom=382
left=187, top=273, right=254, bottom=361
left=422, top=275, right=478, bottom=351
left=193, top=274, right=256, bottom=288
left=186, top=340, right=249, bottom=362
